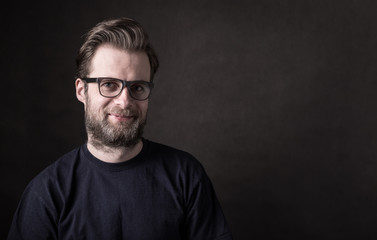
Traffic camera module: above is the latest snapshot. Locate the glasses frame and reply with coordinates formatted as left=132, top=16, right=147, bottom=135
left=82, top=77, right=154, bottom=101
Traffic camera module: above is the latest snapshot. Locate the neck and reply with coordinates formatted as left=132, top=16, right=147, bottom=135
left=87, top=138, right=143, bottom=163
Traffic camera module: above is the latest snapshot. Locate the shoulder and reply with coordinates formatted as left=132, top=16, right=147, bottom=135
left=16, top=146, right=84, bottom=215
left=26, top=146, right=84, bottom=194
left=145, top=140, right=201, bottom=166
left=144, top=139, right=207, bottom=178
left=146, top=140, right=194, bottom=158
left=37, top=146, right=82, bottom=175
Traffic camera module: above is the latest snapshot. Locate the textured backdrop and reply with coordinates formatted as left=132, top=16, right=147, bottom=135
left=2, top=0, right=377, bottom=239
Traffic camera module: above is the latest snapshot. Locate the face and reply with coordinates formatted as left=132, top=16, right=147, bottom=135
left=76, top=45, right=151, bottom=149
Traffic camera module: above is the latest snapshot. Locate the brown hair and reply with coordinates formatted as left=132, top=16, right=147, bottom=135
left=75, top=17, right=159, bottom=81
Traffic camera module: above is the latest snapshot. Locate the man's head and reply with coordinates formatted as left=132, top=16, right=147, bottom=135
left=75, top=17, right=158, bottom=149
left=75, top=17, right=159, bottom=81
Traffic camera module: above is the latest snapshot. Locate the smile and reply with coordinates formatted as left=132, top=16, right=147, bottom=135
left=108, top=113, right=135, bottom=122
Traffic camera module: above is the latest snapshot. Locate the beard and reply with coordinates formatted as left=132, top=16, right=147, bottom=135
left=84, top=103, right=146, bottom=149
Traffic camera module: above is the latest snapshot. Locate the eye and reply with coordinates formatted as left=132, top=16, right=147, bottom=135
left=100, top=79, right=121, bottom=91
left=130, top=83, right=146, bottom=92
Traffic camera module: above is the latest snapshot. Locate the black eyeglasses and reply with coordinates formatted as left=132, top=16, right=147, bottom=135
left=82, top=77, right=154, bottom=101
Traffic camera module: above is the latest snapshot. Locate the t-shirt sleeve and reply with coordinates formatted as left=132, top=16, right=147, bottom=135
left=182, top=167, right=233, bottom=240
left=7, top=184, right=58, bottom=240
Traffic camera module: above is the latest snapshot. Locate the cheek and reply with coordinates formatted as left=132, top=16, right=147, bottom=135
left=86, top=96, right=111, bottom=114
left=139, top=102, right=149, bottom=114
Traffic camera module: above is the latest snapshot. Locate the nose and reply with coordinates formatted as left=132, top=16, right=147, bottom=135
left=113, top=86, right=134, bottom=108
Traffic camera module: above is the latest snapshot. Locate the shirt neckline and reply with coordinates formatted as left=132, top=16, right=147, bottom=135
left=81, top=138, right=149, bottom=172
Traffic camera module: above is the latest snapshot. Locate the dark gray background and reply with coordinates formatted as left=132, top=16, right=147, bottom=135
left=2, top=0, right=377, bottom=239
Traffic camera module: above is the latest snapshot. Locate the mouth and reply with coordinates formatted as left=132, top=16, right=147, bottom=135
left=108, top=113, right=136, bottom=122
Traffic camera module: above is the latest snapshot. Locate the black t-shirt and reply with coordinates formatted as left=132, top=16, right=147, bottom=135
left=8, top=139, right=232, bottom=240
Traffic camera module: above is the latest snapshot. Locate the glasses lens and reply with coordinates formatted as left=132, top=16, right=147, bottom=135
left=99, top=79, right=122, bottom=97
left=129, top=82, right=151, bottom=100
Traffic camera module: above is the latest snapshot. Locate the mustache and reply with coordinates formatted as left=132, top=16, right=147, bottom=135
left=106, top=107, right=138, bottom=117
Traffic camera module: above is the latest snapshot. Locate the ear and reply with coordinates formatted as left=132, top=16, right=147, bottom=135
left=75, top=78, right=86, bottom=105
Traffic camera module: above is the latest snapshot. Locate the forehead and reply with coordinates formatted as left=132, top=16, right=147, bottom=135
left=89, top=44, right=151, bottom=81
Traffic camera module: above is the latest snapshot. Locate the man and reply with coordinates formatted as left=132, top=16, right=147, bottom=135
left=8, top=17, right=232, bottom=239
